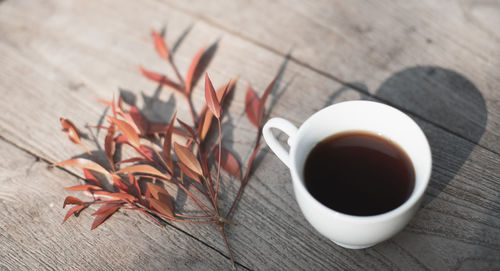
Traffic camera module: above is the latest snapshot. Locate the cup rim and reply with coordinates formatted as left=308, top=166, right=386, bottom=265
left=289, top=100, right=432, bottom=222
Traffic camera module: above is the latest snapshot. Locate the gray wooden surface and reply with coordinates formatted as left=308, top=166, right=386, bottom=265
left=1, top=0, right=499, bottom=270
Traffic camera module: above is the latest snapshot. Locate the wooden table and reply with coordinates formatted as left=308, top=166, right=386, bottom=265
left=1, top=0, right=499, bottom=270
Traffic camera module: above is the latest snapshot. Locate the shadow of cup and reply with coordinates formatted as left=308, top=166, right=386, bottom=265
left=374, top=66, right=487, bottom=206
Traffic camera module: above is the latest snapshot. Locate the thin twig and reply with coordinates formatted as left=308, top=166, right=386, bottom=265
left=215, top=118, right=222, bottom=203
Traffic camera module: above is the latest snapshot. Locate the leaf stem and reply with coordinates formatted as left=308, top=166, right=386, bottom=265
left=184, top=93, right=198, bottom=126
left=168, top=58, right=185, bottom=89
left=218, top=225, right=235, bottom=268
left=215, top=118, right=222, bottom=203
left=226, top=129, right=262, bottom=219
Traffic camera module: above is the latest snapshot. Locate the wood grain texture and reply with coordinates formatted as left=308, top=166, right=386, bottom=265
left=0, top=139, right=240, bottom=271
left=0, top=0, right=499, bottom=270
left=163, top=0, right=500, bottom=155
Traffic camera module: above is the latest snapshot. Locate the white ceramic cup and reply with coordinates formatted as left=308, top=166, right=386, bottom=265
left=263, top=100, right=432, bottom=249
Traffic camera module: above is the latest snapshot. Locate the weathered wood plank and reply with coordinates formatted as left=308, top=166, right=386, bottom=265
left=0, top=0, right=499, bottom=270
left=0, top=138, right=241, bottom=271
left=163, top=0, right=500, bottom=155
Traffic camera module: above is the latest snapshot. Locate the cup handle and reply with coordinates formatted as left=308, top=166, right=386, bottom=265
left=263, top=118, right=298, bottom=168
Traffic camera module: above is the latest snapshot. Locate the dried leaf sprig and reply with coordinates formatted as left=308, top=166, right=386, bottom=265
left=53, top=28, right=280, bottom=266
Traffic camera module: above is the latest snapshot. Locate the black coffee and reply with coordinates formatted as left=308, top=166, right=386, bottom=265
left=303, top=131, right=415, bottom=216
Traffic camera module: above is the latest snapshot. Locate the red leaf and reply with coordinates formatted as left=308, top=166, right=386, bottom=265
left=115, top=164, right=170, bottom=180
left=92, top=203, right=121, bottom=216
left=213, top=146, right=242, bottom=180
left=83, top=169, right=101, bottom=186
left=108, top=193, right=136, bottom=201
left=64, top=184, right=102, bottom=191
left=60, top=117, right=89, bottom=154
left=139, top=145, right=155, bottom=161
left=112, top=175, right=129, bottom=192
left=114, top=135, right=129, bottom=144
left=115, top=157, right=147, bottom=165
left=139, top=66, right=182, bottom=92
left=204, top=73, right=221, bottom=118
left=152, top=29, right=169, bottom=60
left=52, top=158, right=110, bottom=177
left=129, top=173, right=141, bottom=198
left=185, top=46, right=205, bottom=94
left=104, top=124, right=115, bottom=166
left=146, top=182, right=170, bottom=200
left=148, top=193, right=174, bottom=217
left=129, top=106, right=149, bottom=135
left=163, top=113, right=176, bottom=173
left=60, top=118, right=82, bottom=145
left=198, top=111, right=213, bottom=141
left=63, top=196, right=84, bottom=208
left=91, top=205, right=119, bottom=230
left=62, top=205, right=85, bottom=224
left=177, top=161, right=201, bottom=184
left=174, top=142, right=203, bottom=176
left=177, top=118, right=196, bottom=139
left=110, top=117, right=140, bottom=150
left=245, top=84, right=261, bottom=127
left=117, top=111, right=141, bottom=134
left=198, top=77, right=238, bottom=140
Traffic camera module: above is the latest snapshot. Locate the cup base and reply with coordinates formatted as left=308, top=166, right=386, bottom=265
left=333, top=241, right=375, bottom=249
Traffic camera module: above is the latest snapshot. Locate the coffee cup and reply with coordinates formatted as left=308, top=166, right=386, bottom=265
left=263, top=100, right=432, bottom=248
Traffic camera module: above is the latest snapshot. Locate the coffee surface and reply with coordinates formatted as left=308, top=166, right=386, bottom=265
left=304, top=131, right=415, bottom=216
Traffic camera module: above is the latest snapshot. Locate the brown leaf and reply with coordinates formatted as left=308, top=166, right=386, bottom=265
left=62, top=205, right=85, bottom=224
left=115, top=164, right=170, bottom=180
left=177, top=161, right=201, bottom=184
left=245, top=84, right=261, bottom=127
left=174, top=142, right=203, bottom=176
left=152, top=29, right=169, bottom=60
left=114, top=135, right=129, bottom=144
left=91, top=205, right=119, bottom=230
left=60, top=118, right=82, bottom=145
left=115, top=157, right=147, bottom=165
left=92, top=203, right=122, bottom=216
left=199, top=110, right=214, bottom=141
left=129, top=106, right=149, bottom=135
left=110, top=117, right=141, bottom=150
left=108, top=193, right=136, bottom=201
left=139, top=145, right=155, bottom=161
left=60, top=117, right=89, bottom=154
left=197, top=77, right=238, bottom=140
left=139, top=66, right=182, bottom=92
left=112, top=175, right=129, bottom=192
left=129, top=173, right=141, bottom=198
left=163, top=113, right=176, bottom=172
left=64, top=184, right=102, bottom=191
left=63, top=196, right=84, bottom=208
left=177, top=118, right=196, bottom=139
left=83, top=169, right=101, bottom=186
left=185, top=46, right=205, bottom=94
left=213, top=146, right=242, bottom=180
left=204, top=73, right=221, bottom=118
left=117, top=111, right=141, bottom=134
left=104, top=124, right=115, bottom=166
left=52, top=158, right=110, bottom=177
left=149, top=194, right=174, bottom=217
left=146, top=182, right=170, bottom=200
